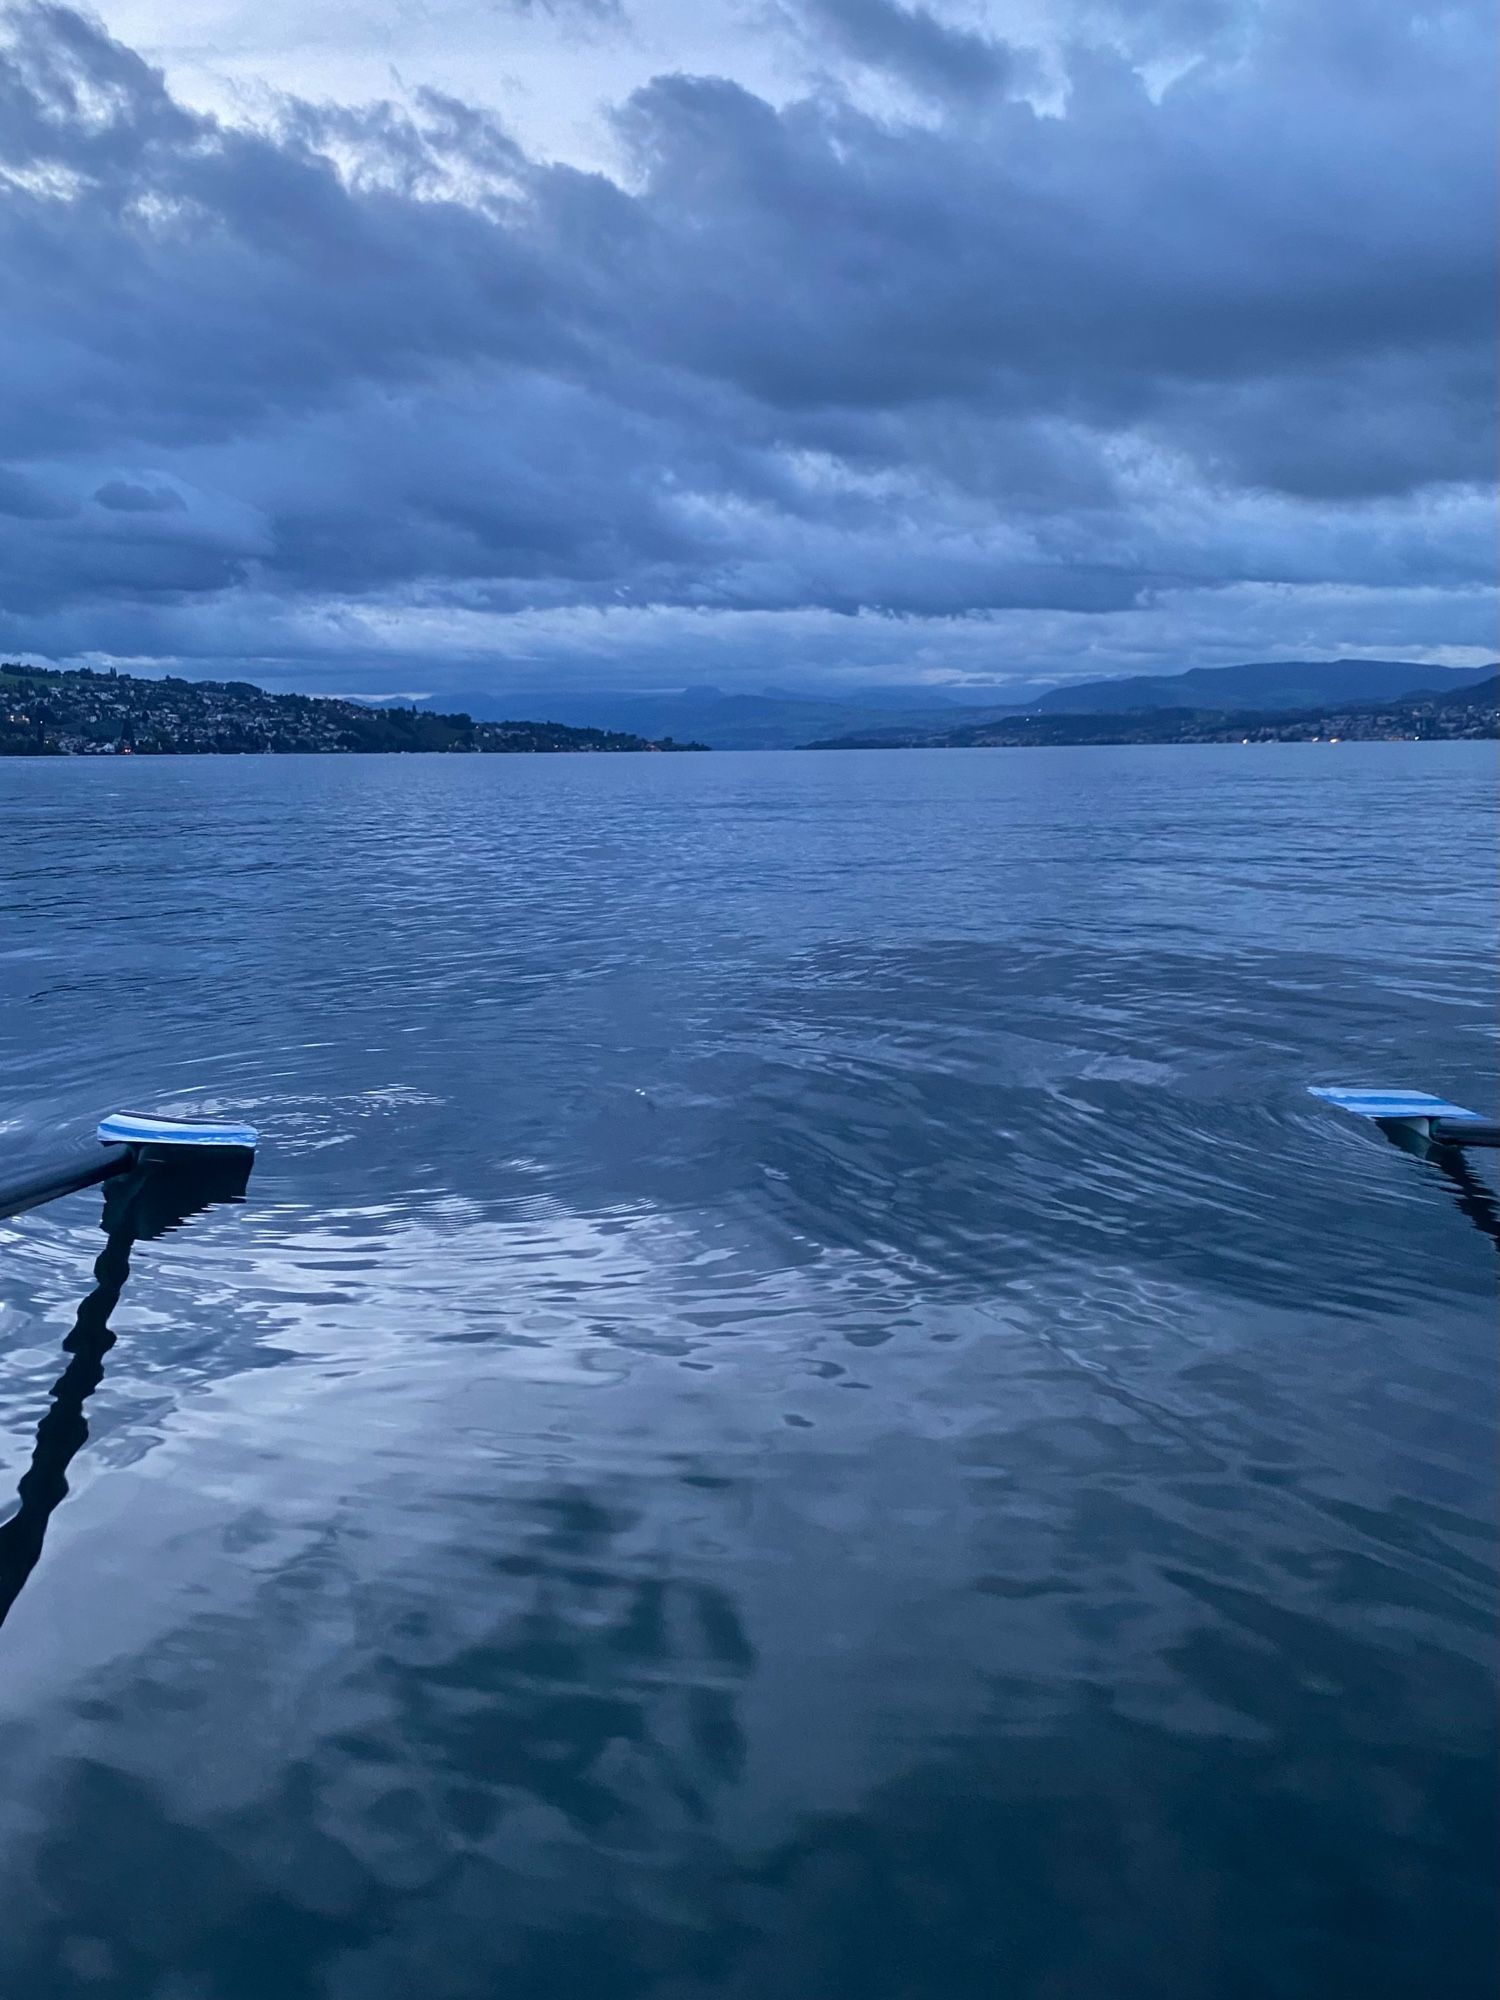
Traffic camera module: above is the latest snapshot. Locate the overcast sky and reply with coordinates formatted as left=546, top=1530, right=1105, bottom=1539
left=1, top=0, right=1495, bottom=698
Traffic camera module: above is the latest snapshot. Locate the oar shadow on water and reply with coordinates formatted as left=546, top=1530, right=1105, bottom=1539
left=0, top=1152, right=252, bottom=1634
left=1374, top=1123, right=1500, bottom=1252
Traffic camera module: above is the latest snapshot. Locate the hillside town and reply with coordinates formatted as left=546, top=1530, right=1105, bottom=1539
left=0, top=664, right=702, bottom=756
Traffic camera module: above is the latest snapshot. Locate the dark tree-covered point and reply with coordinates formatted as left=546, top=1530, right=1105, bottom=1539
left=0, top=665, right=706, bottom=757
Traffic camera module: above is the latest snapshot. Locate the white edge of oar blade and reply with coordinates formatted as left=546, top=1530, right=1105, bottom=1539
left=1308, top=1086, right=1485, bottom=1133
left=97, top=1109, right=259, bottom=1150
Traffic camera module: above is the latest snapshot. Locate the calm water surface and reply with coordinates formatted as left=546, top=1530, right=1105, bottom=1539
left=0, top=745, right=1495, bottom=1999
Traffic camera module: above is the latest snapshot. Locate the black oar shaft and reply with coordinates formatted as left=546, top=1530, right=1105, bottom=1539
left=0, top=1145, right=134, bottom=1224
left=1433, top=1120, right=1500, bottom=1149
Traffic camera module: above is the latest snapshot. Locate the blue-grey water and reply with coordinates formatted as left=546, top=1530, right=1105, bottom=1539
left=0, top=744, right=1495, bottom=2000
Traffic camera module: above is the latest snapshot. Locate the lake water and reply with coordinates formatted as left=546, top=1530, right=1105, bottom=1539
left=0, top=744, right=1495, bottom=2000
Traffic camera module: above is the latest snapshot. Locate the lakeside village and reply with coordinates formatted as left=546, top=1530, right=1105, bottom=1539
left=0, top=664, right=700, bottom=757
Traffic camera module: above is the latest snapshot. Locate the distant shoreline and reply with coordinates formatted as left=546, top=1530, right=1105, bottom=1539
left=5, top=739, right=1492, bottom=767
left=807, top=679, right=1499, bottom=751
left=4, top=660, right=1494, bottom=757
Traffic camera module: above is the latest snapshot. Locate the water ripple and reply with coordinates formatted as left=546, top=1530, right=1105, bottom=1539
left=0, top=746, right=1494, bottom=1999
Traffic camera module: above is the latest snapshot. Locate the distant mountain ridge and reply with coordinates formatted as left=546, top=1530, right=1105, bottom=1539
left=811, top=674, right=1500, bottom=750
left=1018, top=659, right=1497, bottom=716
left=383, top=687, right=1023, bottom=752
left=376, top=662, right=1496, bottom=748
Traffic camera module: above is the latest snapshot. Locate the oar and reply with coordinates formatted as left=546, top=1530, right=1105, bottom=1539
left=1309, top=1085, right=1499, bottom=1249
left=0, top=1132, right=257, bottom=1627
left=0, top=1110, right=259, bottom=1224
left=1308, top=1087, right=1498, bottom=1149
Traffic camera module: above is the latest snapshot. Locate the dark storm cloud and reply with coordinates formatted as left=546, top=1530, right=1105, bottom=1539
left=0, top=0, right=1493, bottom=683
left=790, top=0, right=1019, bottom=101
left=94, top=479, right=187, bottom=512
left=611, top=38, right=1490, bottom=455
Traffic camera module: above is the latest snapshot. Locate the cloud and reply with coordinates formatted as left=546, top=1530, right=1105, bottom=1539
left=0, top=0, right=1494, bottom=692
left=789, top=0, right=1021, bottom=103
left=94, top=477, right=187, bottom=511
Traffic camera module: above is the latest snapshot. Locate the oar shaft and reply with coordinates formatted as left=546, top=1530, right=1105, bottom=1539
left=1434, top=1120, right=1500, bottom=1149
left=0, top=1145, right=134, bottom=1224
